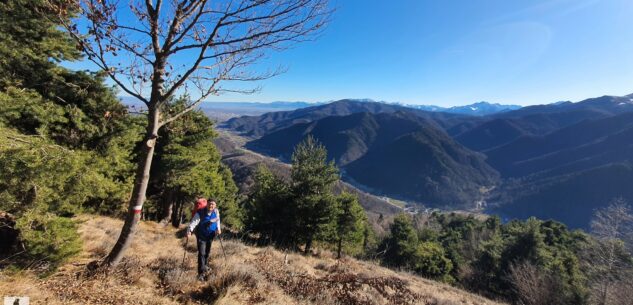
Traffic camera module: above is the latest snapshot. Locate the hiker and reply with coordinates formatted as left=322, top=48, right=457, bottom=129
left=187, top=200, right=221, bottom=280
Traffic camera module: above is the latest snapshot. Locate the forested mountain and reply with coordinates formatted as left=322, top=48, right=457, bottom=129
left=450, top=95, right=633, bottom=151
left=248, top=111, right=498, bottom=207
left=485, top=111, right=633, bottom=178
left=492, top=94, right=633, bottom=119
left=477, top=110, right=633, bottom=227
left=223, top=99, right=477, bottom=137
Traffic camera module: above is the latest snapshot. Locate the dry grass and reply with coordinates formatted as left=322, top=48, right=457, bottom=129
left=0, top=215, right=505, bottom=305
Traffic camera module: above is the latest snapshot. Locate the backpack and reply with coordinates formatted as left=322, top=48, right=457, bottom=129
left=195, top=209, right=218, bottom=238
left=192, top=198, right=208, bottom=217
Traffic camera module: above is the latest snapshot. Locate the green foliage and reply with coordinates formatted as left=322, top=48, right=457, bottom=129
left=383, top=214, right=419, bottom=268
left=291, top=135, right=339, bottom=195
left=216, top=165, right=242, bottom=229
left=0, top=0, right=80, bottom=89
left=380, top=214, right=454, bottom=281
left=334, top=193, right=367, bottom=257
left=244, top=165, right=294, bottom=246
left=15, top=211, right=81, bottom=272
left=0, top=0, right=142, bottom=272
left=245, top=137, right=367, bottom=255
left=470, top=217, right=589, bottom=304
left=0, top=126, right=135, bottom=270
left=0, top=127, right=132, bottom=216
left=0, top=0, right=240, bottom=273
left=374, top=212, right=595, bottom=302
left=290, top=135, right=340, bottom=252
left=0, top=0, right=143, bottom=217
left=413, top=241, right=454, bottom=282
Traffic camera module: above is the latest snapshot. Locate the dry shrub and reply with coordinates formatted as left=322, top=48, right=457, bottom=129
left=14, top=215, right=506, bottom=305
left=608, top=276, right=633, bottom=305
left=151, top=256, right=196, bottom=294
left=255, top=251, right=427, bottom=305
left=90, top=243, right=110, bottom=258
left=314, top=260, right=353, bottom=274
left=191, top=264, right=259, bottom=303
left=314, top=262, right=329, bottom=271
left=508, top=261, right=561, bottom=305
left=217, top=239, right=247, bottom=256
left=428, top=299, right=461, bottom=305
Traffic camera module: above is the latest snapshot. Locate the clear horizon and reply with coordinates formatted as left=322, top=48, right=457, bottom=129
left=65, top=0, right=633, bottom=107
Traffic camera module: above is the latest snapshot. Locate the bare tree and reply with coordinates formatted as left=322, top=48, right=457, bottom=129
left=587, top=198, right=633, bottom=305
left=49, top=0, right=331, bottom=266
left=509, top=261, right=562, bottom=305
left=591, top=198, right=633, bottom=248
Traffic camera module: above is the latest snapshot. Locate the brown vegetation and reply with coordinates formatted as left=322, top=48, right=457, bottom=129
left=0, top=215, right=504, bottom=304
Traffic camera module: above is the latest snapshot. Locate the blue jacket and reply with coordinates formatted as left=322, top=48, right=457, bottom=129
left=190, top=209, right=219, bottom=238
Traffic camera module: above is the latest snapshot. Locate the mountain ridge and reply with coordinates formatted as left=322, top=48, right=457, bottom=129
left=410, top=101, right=521, bottom=116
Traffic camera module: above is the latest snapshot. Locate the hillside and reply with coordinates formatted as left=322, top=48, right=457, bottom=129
left=0, top=215, right=506, bottom=305
left=485, top=111, right=633, bottom=178
left=490, top=162, right=633, bottom=229
left=345, top=129, right=498, bottom=207
left=479, top=110, right=633, bottom=228
left=246, top=111, right=498, bottom=208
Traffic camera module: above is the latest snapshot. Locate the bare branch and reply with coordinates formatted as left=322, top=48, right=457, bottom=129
left=50, top=0, right=331, bottom=119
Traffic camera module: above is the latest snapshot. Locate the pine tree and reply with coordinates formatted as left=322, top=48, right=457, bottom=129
left=334, top=193, right=367, bottom=258
left=383, top=213, right=419, bottom=267
left=0, top=0, right=142, bottom=269
left=290, top=135, right=339, bottom=253
left=245, top=165, right=293, bottom=246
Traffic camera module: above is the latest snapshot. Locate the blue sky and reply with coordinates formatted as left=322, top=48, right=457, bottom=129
left=67, top=0, right=633, bottom=106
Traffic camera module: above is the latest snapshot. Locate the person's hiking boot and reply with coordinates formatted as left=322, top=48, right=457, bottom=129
left=197, top=274, right=205, bottom=281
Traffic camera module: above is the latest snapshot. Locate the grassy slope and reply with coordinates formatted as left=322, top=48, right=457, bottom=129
left=0, top=216, right=505, bottom=305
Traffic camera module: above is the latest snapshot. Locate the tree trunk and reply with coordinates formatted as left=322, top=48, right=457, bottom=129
left=104, top=107, right=161, bottom=266
left=160, top=191, right=174, bottom=225
left=160, top=202, right=173, bottom=225
left=599, top=284, right=608, bottom=305
left=337, top=238, right=342, bottom=259
left=179, top=200, right=185, bottom=224
left=304, top=236, right=313, bottom=255
left=171, top=200, right=181, bottom=228
left=362, top=228, right=369, bottom=252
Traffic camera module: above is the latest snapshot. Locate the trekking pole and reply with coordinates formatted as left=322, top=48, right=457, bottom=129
left=178, top=235, right=189, bottom=280
left=182, top=235, right=189, bottom=267
left=217, top=233, right=227, bottom=261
